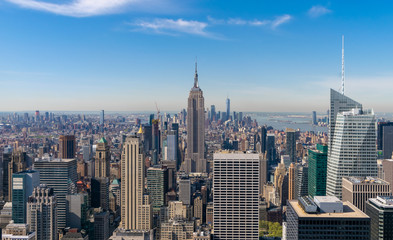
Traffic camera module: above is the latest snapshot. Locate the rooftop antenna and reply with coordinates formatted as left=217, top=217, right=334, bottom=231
left=341, top=35, right=345, bottom=95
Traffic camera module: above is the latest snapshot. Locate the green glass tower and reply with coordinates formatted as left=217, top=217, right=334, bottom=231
left=147, top=167, right=168, bottom=213
left=308, top=144, right=328, bottom=197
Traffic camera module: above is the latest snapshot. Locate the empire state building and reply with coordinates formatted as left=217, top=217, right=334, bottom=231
left=184, top=62, right=206, bottom=173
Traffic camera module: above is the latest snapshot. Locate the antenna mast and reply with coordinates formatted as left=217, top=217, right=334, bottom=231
left=341, top=35, right=345, bottom=95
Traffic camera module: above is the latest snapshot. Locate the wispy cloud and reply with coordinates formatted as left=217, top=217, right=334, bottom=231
left=308, top=5, right=331, bottom=18
left=4, top=0, right=145, bottom=17
left=208, top=15, right=291, bottom=29
left=128, top=18, right=210, bottom=37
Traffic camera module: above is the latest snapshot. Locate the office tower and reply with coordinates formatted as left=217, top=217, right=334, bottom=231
left=260, top=154, right=268, bottom=189
left=12, top=170, right=40, bottom=223
left=286, top=196, right=370, bottom=240
left=260, top=126, right=267, bottom=154
left=66, top=192, right=89, bottom=230
left=286, top=128, right=296, bottom=163
left=184, top=63, right=206, bottom=173
left=151, top=119, right=160, bottom=165
left=288, top=163, right=295, bottom=200
left=95, top=137, right=110, bottom=178
left=179, top=179, right=191, bottom=205
left=266, top=133, right=276, bottom=165
left=328, top=89, right=362, bottom=157
left=381, top=123, right=393, bottom=159
left=147, top=167, right=168, bottom=213
left=210, top=105, right=216, bottom=121
left=27, top=185, right=57, bottom=240
left=213, top=152, right=259, bottom=240
left=326, top=108, right=378, bottom=199
left=2, top=222, right=35, bottom=239
left=91, top=177, right=109, bottom=210
left=166, top=131, right=178, bottom=162
left=308, top=144, right=328, bottom=197
left=100, top=110, right=104, bottom=131
left=94, top=211, right=110, bottom=240
left=8, top=150, right=27, bottom=201
left=226, top=97, right=230, bottom=120
left=0, top=202, right=13, bottom=228
left=33, top=158, right=77, bottom=230
left=366, top=196, right=393, bottom=240
left=295, top=163, right=308, bottom=199
left=281, top=155, right=291, bottom=168
left=193, top=195, right=203, bottom=221
left=312, top=111, right=317, bottom=125
left=2, top=152, right=11, bottom=201
left=342, top=176, right=391, bottom=212
left=59, top=135, right=76, bottom=159
left=120, top=136, right=152, bottom=230
left=377, top=122, right=393, bottom=149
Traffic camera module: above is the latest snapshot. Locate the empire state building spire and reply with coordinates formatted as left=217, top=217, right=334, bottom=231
left=194, top=60, right=199, bottom=88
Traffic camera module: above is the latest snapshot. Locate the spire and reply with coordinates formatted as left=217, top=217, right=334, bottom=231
left=341, top=35, right=345, bottom=95
left=194, top=58, right=199, bottom=88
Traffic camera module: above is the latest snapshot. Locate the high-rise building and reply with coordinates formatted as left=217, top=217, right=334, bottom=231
left=166, top=131, right=178, bottom=162
left=295, top=163, right=308, bottom=199
left=33, top=157, right=77, bottom=230
left=366, top=196, right=393, bottom=240
left=184, top=63, right=206, bottom=173
left=342, top=176, right=391, bottom=212
left=100, top=110, right=104, bottom=125
left=288, top=163, right=295, bottom=200
left=2, top=152, right=11, bottom=201
left=193, top=195, right=203, bottom=222
left=147, top=167, right=168, bottom=213
left=326, top=107, right=378, bottom=199
left=179, top=179, right=191, bottom=205
left=95, top=137, right=110, bottom=178
left=8, top=150, right=27, bottom=202
left=12, top=170, right=40, bottom=223
left=381, top=123, right=393, bottom=159
left=27, top=185, right=57, bottom=240
left=2, top=222, right=36, bottom=240
left=286, top=128, right=296, bottom=163
left=59, top=135, right=76, bottom=159
left=312, top=111, right=317, bottom=125
left=266, top=134, right=276, bottom=165
left=377, top=122, right=393, bottom=150
left=261, top=126, right=267, bottom=154
left=308, top=144, right=328, bottom=197
left=286, top=196, right=370, bottom=240
left=94, top=211, right=110, bottom=240
left=120, top=136, right=152, bottom=230
left=226, top=97, right=230, bottom=121
left=66, top=192, right=89, bottom=230
left=160, top=220, right=194, bottom=240
left=210, top=105, right=216, bottom=122
left=91, top=177, right=109, bottom=210
left=213, top=152, right=259, bottom=240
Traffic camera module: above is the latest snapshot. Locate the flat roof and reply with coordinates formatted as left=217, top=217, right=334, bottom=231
left=344, top=176, right=389, bottom=185
left=314, top=196, right=341, bottom=203
left=289, top=200, right=369, bottom=219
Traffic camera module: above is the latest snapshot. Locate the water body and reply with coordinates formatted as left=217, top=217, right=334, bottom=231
left=247, top=112, right=328, bottom=133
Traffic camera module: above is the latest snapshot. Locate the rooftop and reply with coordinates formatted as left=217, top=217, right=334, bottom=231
left=289, top=200, right=369, bottom=219
left=369, top=196, right=393, bottom=208
left=344, top=176, right=388, bottom=185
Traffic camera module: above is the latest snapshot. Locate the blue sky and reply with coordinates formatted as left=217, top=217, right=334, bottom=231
left=1, top=1, right=393, bottom=112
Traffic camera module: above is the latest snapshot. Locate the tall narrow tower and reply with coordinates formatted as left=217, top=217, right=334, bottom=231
left=184, top=62, right=206, bottom=173
left=120, top=136, right=152, bottom=230
left=226, top=97, right=230, bottom=121
left=95, top=137, right=110, bottom=178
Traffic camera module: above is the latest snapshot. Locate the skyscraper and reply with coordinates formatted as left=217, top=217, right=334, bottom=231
left=184, top=63, right=206, bottom=173
left=326, top=107, right=378, bottom=199
left=27, top=185, right=57, bottom=240
left=288, top=163, right=295, bottom=200
left=381, top=124, right=393, bottom=159
left=213, top=152, right=259, bottom=240
left=260, top=126, right=267, bottom=154
left=59, top=135, right=76, bottom=159
left=147, top=167, right=168, bottom=213
left=120, top=136, right=152, bottom=230
left=266, top=133, right=276, bottom=165
left=95, top=137, right=110, bottom=178
left=100, top=110, right=104, bottom=125
left=308, top=144, right=328, bottom=197
left=12, top=170, right=40, bottom=223
left=312, top=111, right=317, bottom=125
left=226, top=97, right=230, bottom=121
left=366, top=196, right=393, bottom=240
left=8, top=150, right=27, bottom=202
left=210, top=105, right=216, bottom=122
left=179, top=178, right=191, bottom=205
left=286, top=128, right=296, bottom=163
left=33, top=157, right=77, bottom=230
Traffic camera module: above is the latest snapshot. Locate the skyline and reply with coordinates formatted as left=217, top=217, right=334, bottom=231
left=1, top=1, right=393, bottom=112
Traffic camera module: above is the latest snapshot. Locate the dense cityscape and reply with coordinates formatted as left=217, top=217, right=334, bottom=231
left=2, top=1, right=393, bottom=240
left=0, top=60, right=393, bottom=239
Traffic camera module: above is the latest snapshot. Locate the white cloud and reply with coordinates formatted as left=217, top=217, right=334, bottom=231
left=129, top=18, right=210, bottom=37
left=271, top=14, right=292, bottom=29
left=4, top=0, right=143, bottom=17
left=308, top=5, right=331, bottom=18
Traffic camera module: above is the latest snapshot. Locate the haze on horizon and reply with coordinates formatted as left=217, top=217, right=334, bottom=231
left=1, top=1, right=392, bottom=112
